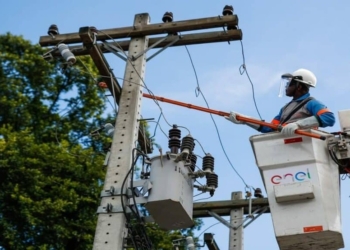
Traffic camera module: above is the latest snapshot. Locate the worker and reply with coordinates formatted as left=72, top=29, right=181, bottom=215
left=225, top=69, right=335, bottom=136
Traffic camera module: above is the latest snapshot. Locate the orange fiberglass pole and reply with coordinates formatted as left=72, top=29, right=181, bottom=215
left=143, top=93, right=326, bottom=140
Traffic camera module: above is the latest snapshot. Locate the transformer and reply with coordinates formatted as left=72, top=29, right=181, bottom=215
left=145, top=153, right=194, bottom=230
left=130, top=128, right=218, bottom=231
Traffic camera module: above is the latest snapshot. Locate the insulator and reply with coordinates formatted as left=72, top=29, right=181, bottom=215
left=104, top=123, right=115, bottom=138
left=190, top=154, right=197, bottom=171
left=162, top=11, right=173, bottom=22
left=169, top=138, right=181, bottom=152
left=58, top=43, right=76, bottom=64
left=222, top=5, right=234, bottom=16
left=181, top=134, right=194, bottom=152
left=168, top=125, right=181, bottom=153
left=207, top=173, right=218, bottom=196
left=254, top=188, right=264, bottom=198
left=186, top=236, right=195, bottom=250
left=202, top=153, right=214, bottom=172
left=222, top=5, right=237, bottom=30
left=48, top=24, right=59, bottom=37
left=169, top=125, right=181, bottom=138
left=89, top=26, right=98, bottom=33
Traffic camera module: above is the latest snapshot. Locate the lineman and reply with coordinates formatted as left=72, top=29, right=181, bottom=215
left=225, top=69, right=335, bottom=135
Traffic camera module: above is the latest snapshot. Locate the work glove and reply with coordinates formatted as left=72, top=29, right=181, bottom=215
left=281, top=123, right=300, bottom=136
left=225, top=111, right=261, bottom=130
left=225, top=111, right=245, bottom=124
left=281, top=116, right=320, bottom=136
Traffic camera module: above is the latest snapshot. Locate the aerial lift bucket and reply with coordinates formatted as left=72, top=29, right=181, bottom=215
left=250, top=130, right=344, bottom=250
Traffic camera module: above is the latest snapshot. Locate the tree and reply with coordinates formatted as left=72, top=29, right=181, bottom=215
left=0, top=33, right=109, bottom=250
left=0, top=33, right=203, bottom=250
left=0, top=128, right=105, bottom=250
left=145, top=220, right=203, bottom=250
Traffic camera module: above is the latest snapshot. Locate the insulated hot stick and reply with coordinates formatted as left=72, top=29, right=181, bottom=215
left=143, top=93, right=326, bottom=140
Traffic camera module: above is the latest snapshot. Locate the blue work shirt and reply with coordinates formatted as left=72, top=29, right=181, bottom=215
left=259, top=93, right=335, bottom=133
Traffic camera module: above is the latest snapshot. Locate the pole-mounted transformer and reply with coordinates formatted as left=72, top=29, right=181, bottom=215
left=128, top=125, right=220, bottom=230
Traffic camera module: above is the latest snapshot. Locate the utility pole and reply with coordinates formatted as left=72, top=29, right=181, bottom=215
left=193, top=194, right=269, bottom=250
left=192, top=197, right=269, bottom=218
left=92, top=13, right=150, bottom=249
left=39, top=6, right=243, bottom=250
left=229, top=192, right=244, bottom=250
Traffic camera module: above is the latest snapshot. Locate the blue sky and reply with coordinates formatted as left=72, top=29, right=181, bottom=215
left=2, top=1, right=350, bottom=249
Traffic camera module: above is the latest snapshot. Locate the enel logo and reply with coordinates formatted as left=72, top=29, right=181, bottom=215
left=270, top=169, right=311, bottom=184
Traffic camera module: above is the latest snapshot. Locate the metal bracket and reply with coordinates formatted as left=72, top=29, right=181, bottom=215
left=146, top=35, right=181, bottom=61
left=129, top=35, right=181, bottom=62
left=102, top=42, right=128, bottom=61
left=207, top=206, right=268, bottom=230
left=129, top=196, right=148, bottom=205
left=42, top=52, right=54, bottom=61
left=142, top=180, right=152, bottom=195
left=100, top=186, right=132, bottom=197
left=132, top=179, right=153, bottom=195
left=132, top=179, right=147, bottom=187
left=132, top=35, right=169, bottom=60
left=42, top=47, right=58, bottom=61
left=97, top=204, right=131, bottom=214
left=103, top=151, right=111, bottom=166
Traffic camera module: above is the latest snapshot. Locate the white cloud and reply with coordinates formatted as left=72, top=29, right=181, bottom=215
left=144, top=64, right=283, bottom=113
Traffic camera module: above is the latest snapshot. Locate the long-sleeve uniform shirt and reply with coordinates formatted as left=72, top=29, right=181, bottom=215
left=258, top=93, right=335, bottom=133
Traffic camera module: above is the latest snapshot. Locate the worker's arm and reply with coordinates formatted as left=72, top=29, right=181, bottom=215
left=226, top=111, right=280, bottom=132
left=258, top=110, right=282, bottom=133
left=306, top=100, right=335, bottom=127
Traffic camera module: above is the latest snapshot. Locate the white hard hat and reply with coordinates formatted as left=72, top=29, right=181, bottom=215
left=282, top=68, right=317, bottom=88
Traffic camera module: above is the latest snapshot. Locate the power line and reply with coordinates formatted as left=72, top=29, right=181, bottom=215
left=73, top=65, right=195, bottom=146
left=237, top=33, right=263, bottom=120
left=184, top=45, right=251, bottom=188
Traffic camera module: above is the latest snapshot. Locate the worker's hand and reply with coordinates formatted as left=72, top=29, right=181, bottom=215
left=281, top=122, right=300, bottom=136
left=225, top=111, right=245, bottom=124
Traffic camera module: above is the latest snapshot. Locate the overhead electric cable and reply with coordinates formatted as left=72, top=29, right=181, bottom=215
left=184, top=45, right=250, bottom=188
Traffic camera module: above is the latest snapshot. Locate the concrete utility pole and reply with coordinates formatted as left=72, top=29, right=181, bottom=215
left=92, top=13, right=150, bottom=249
left=229, top=192, right=244, bottom=250
left=39, top=7, right=245, bottom=250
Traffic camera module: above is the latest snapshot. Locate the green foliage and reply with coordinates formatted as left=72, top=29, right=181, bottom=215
left=0, top=33, right=108, bottom=249
left=0, top=128, right=105, bottom=250
left=0, top=33, right=203, bottom=250
left=0, top=33, right=111, bottom=148
left=145, top=219, right=203, bottom=250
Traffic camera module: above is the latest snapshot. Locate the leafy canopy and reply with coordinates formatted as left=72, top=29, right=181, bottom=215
left=0, top=33, right=203, bottom=250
